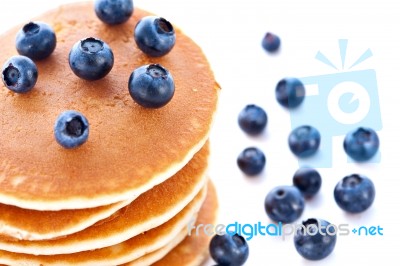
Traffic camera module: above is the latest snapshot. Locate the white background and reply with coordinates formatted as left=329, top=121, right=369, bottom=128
left=1, top=0, right=399, bottom=265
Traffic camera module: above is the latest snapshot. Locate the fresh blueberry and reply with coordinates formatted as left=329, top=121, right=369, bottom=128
left=237, top=147, right=266, bottom=176
left=69, top=37, right=114, bottom=81
left=288, top=125, right=321, bottom=158
left=54, top=110, right=89, bottom=149
left=294, top=218, right=337, bottom=260
left=334, top=174, right=375, bottom=213
left=94, top=0, right=134, bottom=25
left=261, top=32, right=281, bottom=53
left=1, top=55, right=38, bottom=93
left=209, top=233, right=249, bottom=266
left=16, top=21, right=56, bottom=60
left=264, top=185, right=304, bottom=223
left=343, top=127, right=379, bottom=162
left=134, top=16, right=176, bottom=57
left=275, top=77, right=305, bottom=108
left=238, top=104, right=268, bottom=135
left=128, top=64, right=175, bottom=108
left=293, top=167, right=322, bottom=198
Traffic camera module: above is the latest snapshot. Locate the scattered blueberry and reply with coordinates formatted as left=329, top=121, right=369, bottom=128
left=94, top=0, right=134, bottom=25
left=128, top=64, right=175, bottom=108
left=209, top=233, right=249, bottom=266
left=293, top=167, right=322, bottom=198
left=334, top=174, right=375, bottom=213
left=69, top=37, right=114, bottom=81
left=264, top=185, right=304, bottom=223
left=54, top=110, right=89, bottom=149
left=134, top=16, right=176, bottom=57
left=237, top=147, right=266, bottom=176
left=275, top=77, right=305, bottom=109
left=16, top=21, right=56, bottom=60
left=1, top=55, right=38, bottom=93
left=343, top=127, right=379, bottom=162
left=261, top=32, right=281, bottom=53
left=294, top=218, right=337, bottom=260
left=238, top=104, right=268, bottom=135
left=288, top=125, right=321, bottom=158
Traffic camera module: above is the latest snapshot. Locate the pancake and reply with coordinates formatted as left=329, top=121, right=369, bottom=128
left=0, top=142, right=209, bottom=255
left=152, top=180, right=218, bottom=266
left=124, top=228, right=188, bottom=266
left=0, top=199, right=130, bottom=241
left=0, top=141, right=209, bottom=241
left=0, top=181, right=210, bottom=265
left=0, top=1, right=220, bottom=211
left=124, top=181, right=218, bottom=266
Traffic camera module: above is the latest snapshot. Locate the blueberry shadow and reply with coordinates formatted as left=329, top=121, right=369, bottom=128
left=242, top=171, right=267, bottom=186
left=342, top=206, right=375, bottom=224
left=304, top=193, right=324, bottom=210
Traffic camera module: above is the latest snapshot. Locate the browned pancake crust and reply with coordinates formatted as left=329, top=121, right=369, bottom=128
left=0, top=143, right=209, bottom=255
left=153, top=180, right=218, bottom=266
left=123, top=181, right=218, bottom=266
left=0, top=181, right=210, bottom=265
left=0, top=1, right=219, bottom=210
left=0, top=199, right=129, bottom=240
left=0, top=141, right=209, bottom=241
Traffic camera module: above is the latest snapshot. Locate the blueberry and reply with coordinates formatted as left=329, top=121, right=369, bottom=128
left=209, top=233, right=249, bottom=266
left=54, top=110, right=89, bottom=149
left=334, top=174, right=375, bottom=213
left=238, top=104, right=268, bottom=135
left=288, top=125, right=321, bottom=158
left=16, top=22, right=56, bottom=60
left=293, top=167, right=322, bottom=198
left=343, top=127, right=379, bottom=162
left=1, top=55, right=38, bottom=93
left=275, top=77, right=305, bottom=108
left=261, top=32, right=281, bottom=53
left=294, top=218, right=337, bottom=260
left=237, top=147, right=266, bottom=176
left=94, top=0, right=134, bottom=25
left=264, top=185, right=304, bottom=223
left=134, top=16, right=176, bottom=57
left=69, top=37, right=114, bottom=81
left=128, top=64, right=175, bottom=108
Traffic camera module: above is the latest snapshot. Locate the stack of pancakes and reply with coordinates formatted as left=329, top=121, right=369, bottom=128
left=0, top=2, right=219, bottom=265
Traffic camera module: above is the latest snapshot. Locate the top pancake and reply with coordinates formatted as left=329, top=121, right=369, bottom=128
left=0, top=2, right=219, bottom=210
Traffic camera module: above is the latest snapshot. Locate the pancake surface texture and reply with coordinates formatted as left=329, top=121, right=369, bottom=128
left=0, top=143, right=209, bottom=255
left=0, top=181, right=210, bottom=265
left=0, top=199, right=130, bottom=240
left=0, top=1, right=219, bottom=210
left=125, top=181, right=218, bottom=266
left=153, top=180, right=218, bottom=266
left=0, top=141, right=209, bottom=242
